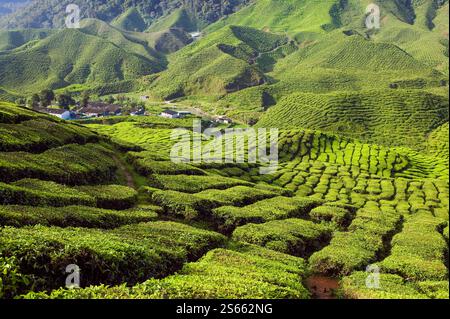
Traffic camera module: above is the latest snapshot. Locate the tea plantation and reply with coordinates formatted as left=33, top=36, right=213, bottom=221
left=0, top=106, right=441, bottom=300
left=0, top=0, right=449, bottom=301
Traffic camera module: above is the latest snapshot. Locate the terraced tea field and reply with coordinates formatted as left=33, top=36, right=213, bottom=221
left=3, top=111, right=438, bottom=300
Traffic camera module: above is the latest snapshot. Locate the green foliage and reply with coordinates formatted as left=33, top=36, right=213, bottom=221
left=309, top=206, right=402, bottom=276
left=195, top=186, right=277, bottom=207
left=0, top=143, right=117, bottom=185
left=149, top=174, right=253, bottom=193
left=340, top=272, right=427, bottom=299
left=0, top=256, right=31, bottom=299
left=256, top=90, right=449, bottom=151
left=111, top=8, right=147, bottom=32
left=24, top=245, right=309, bottom=299
left=380, top=212, right=448, bottom=281
left=212, top=196, right=322, bottom=232
left=0, top=205, right=158, bottom=228
left=0, top=119, right=98, bottom=152
left=232, top=218, right=332, bottom=257
left=75, top=185, right=138, bottom=210
left=0, top=222, right=225, bottom=292
left=309, top=205, right=354, bottom=229
left=152, top=190, right=219, bottom=219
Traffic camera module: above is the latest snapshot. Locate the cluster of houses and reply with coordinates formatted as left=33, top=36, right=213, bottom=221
left=159, top=110, right=232, bottom=124
left=37, top=102, right=234, bottom=125
left=37, top=102, right=145, bottom=120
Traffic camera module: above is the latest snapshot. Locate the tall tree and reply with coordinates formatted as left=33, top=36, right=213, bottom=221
left=30, top=94, right=40, bottom=109
left=39, top=89, right=55, bottom=107
left=57, top=93, right=75, bottom=110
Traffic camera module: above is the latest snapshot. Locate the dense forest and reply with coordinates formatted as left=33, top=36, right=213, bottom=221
left=0, top=0, right=252, bottom=29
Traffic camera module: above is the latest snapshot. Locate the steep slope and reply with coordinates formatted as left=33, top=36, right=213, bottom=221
left=111, top=8, right=147, bottom=32
left=0, top=18, right=195, bottom=94
left=0, top=29, right=54, bottom=51
left=255, top=90, right=449, bottom=150
left=146, top=25, right=295, bottom=99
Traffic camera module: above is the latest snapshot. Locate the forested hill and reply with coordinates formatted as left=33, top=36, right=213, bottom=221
left=0, top=0, right=252, bottom=30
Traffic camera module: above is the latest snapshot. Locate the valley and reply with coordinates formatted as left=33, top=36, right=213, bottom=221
left=0, top=0, right=448, bottom=300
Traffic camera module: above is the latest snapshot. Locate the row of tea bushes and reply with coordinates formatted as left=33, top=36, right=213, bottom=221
left=232, top=218, right=332, bottom=257
left=0, top=222, right=226, bottom=294
left=22, top=245, right=310, bottom=299
left=0, top=102, right=53, bottom=124
left=212, top=196, right=322, bottom=232
left=308, top=203, right=403, bottom=276
left=0, top=179, right=138, bottom=209
left=340, top=272, right=448, bottom=299
left=148, top=174, right=253, bottom=193
left=0, top=205, right=158, bottom=228
left=309, top=205, right=355, bottom=230
left=379, top=212, right=448, bottom=281
left=0, top=143, right=117, bottom=185
left=0, top=119, right=98, bottom=152
left=151, top=186, right=278, bottom=220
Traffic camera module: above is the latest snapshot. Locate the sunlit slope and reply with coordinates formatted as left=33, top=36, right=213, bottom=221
left=0, top=29, right=54, bottom=51
left=256, top=90, right=449, bottom=151
left=206, top=0, right=339, bottom=36
left=0, top=18, right=192, bottom=94
left=111, top=8, right=147, bottom=32
left=147, top=25, right=296, bottom=99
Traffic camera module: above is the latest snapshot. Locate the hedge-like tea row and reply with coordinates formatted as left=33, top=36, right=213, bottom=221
left=380, top=212, right=448, bottom=281
left=0, top=102, right=52, bottom=124
left=23, top=245, right=310, bottom=299
left=0, top=119, right=98, bottom=152
left=340, top=272, right=428, bottom=299
left=0, top=222, right=226, bottom=293
left=1, top=179, right=138, bottom=209
left=309, top=204, right=402, bottom=276
left=309, top=205, right=354, bottom=230
left=0, top=143, right=117, bottom=184
left=149, top=174, right=253, bottom=193
left=212, top=196, right=322, bottom=232
left=75, top=185, right=138, bottom=210
left=0, top=180, right=95, bottom=207
left=151, top=190, right=220, bottom=219
left=232, top=218, right=332, bottom=257
left=195, top=186, right=277, bottom=207
left=126, top=151, right=206, bottom=176
left=0, top=205, right=158, bottom=228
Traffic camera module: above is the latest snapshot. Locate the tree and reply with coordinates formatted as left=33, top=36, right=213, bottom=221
left=106, top=95, right=115, bottom=104
left=39, top=89, right=55, bottom=107
left=15, top=98, right=26, bottom=106
left=81, top=92, right=90, bottom=108
left=57, top=93, right=75, bottom=110
left=30, top=94, right=40, bottom=109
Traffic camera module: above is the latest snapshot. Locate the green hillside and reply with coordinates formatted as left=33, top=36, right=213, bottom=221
left=0, top=0, right=449, bottom=301
left=147, top=8, right=199, bottom=33
left=0, top=18, right=191, bottom=94
left=111, top=8, right=147, bottom=32
left=0, top=29, right=54, bottom=51
left=256, top=90, right=449, bottom=151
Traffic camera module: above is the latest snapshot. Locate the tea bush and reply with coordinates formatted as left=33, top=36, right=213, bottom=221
left=212, top=196, right=322, bottom=232
left=232, top=218, right=332, bottom=257
left=0, top=205, right=158, bottom=228
left=0, top=222, right=225, bottom=292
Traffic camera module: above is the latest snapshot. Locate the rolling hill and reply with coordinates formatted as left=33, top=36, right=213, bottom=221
left=0, top=18, right=194, bottom=94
